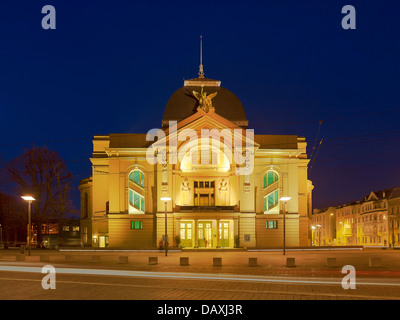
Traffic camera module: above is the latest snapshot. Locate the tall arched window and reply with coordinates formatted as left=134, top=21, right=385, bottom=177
left=128, top=169, right=145, bottom=214
left=129, top=169, right=145, bottom=188
left=263, top=170, right=278, bottom=188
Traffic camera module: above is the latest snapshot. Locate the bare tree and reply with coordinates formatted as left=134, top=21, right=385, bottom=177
left=2, top=146, right=73, bottom=245
left=0, top=193, right=26, bottom=244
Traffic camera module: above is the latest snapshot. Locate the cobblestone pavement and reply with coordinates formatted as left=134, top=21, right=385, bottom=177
left=1, top=248, right=400, bottom=301
left=1, top=269, right=400, bottom=300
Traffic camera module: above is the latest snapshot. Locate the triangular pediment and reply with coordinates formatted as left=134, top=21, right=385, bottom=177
left=157, top=109, right=259, bottom=150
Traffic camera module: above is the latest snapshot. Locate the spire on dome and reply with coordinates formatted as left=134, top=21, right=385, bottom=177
left=198, top=35, right=204, bottom=78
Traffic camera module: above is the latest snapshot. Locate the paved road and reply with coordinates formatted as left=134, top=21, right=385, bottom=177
left=1, top=263, right=400, bottom=301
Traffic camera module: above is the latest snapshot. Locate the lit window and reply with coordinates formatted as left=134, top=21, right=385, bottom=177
left=180, top=223, right=192, bottom=240
left=131, top=221, right=143, bottom=230
left=129, top=189, right=145, bottom=213
left=129, top=169, right=145, bottom=188
left=264, top=190, right=279, bottom=212
left=266, top=220, right=278, bottom=229
left=264, top=170, right=278, bottom=188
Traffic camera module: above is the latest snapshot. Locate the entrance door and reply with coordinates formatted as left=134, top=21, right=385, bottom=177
left=219, top=222, right=230, bottom=247
left=179, top=221, right=193, bottom=248
left=99, top=236, right=108, bottom=248
left=198, top=222, right=212, bottom=248
left=199, top=194, right=209, bottom=206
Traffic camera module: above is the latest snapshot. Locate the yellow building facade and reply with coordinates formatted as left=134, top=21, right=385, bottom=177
left=79, top=73, right=314, bottom=249
left=313, top=188, right=400, bottom=247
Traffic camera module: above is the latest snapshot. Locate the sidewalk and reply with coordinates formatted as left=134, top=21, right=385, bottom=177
left=1, top=248, right=400, bottom=278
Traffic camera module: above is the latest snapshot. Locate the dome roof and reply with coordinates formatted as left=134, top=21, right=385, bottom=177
left=162, top=78, right=248, bottom=127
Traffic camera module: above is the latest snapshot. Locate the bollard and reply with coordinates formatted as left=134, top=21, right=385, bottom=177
left=149, top=257, right=158, bottom=265
left=248, top=257, right=258, bottom=267
left=369, top=257, right=381, bottom=267
left=119, top=256, right=129, bottom=264
left=213, top=257, right=222, bottom=267
left=180, top=257, right=189, bottom=266
left=326, top=257, right=337, bottom=267
left=286, top=257, right=296, bottom=267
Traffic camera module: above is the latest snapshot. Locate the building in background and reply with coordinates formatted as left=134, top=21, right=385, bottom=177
left=35, top=219, right=81, bottom=248
left=311, top=207, right=336, bottom=246
left=313, top=187, right=400, bottom=247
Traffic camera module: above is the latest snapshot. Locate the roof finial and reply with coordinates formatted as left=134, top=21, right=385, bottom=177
left=198, top=35, right=204, bottom=78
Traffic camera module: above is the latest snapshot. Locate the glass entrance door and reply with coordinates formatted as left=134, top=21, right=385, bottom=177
left=198, top=221, right=213, bottom=248
left=99, top=236, right=108, bottom=248
left=219, top=222, right=230, bottom=247
left=179, top=221, right=193, bottom=248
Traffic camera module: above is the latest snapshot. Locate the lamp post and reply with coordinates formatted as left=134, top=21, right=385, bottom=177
left=279, top=197, right=291, bottom=255
left=316, top=224, right=322, bottom=246
left=311, top=225, right=316, bottom=246
left=160, top=197, right=171, bottom=256
left=21, top=196, right=35, bottom=256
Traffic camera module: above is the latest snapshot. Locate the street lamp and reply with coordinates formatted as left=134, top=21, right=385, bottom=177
left=160, top=197, right=171, bottom=256
left=279, top=196, right=291, bottom=255
left=21, top=195, right=35, bottom=256
left=316, top=224, right=322, bottom=246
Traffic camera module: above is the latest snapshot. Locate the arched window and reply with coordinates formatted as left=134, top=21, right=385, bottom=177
left=129, top=169, right=145, bottom=188
left=128, top=169, right=145, bottom=214
left=263, top=170, right=278, bottom=188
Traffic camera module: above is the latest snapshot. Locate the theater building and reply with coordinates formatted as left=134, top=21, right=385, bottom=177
left=79, top=65, right=314, bottom=249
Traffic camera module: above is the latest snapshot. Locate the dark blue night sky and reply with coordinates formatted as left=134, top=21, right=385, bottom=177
left=0, top=0, right=399, bottom=212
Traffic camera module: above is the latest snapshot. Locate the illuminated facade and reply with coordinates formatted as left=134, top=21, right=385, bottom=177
left=80, top=72, right=314, bottom=249
left=313, top=187, right=400, bottom=247
left=311, top=207, right=336, bottom=246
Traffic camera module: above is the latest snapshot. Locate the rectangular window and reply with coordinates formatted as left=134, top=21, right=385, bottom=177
left=268, top=193, right=274, bottom=208
left=134, top=193, right=140, bottom=209
left=266, top=220, right=278, bottom=229
left=129, top=190, right=133, bottom=205
left=129, top=190, right=145, bottom=213
left=264, top=190, right=279, bottom=212
left=131, top=221, right=143, bottom=230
